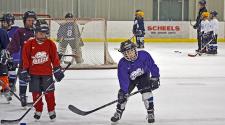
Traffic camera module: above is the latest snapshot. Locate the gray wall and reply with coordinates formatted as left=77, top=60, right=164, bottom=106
left=0, top=0, right=225, bottom=21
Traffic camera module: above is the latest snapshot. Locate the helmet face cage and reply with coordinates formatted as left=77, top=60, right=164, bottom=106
left=122, top=48, right=138, bottom=62
left=198, top=0, right=206, bottom=5
left=34, top=20, right=49, bottom=34
left=2, top=13, right=15, bottom=25
left=210, top=11, right=218, bottom=17
left=23, top=11, right=37, bottom=23
left=65, top=13, right=73, bottom=19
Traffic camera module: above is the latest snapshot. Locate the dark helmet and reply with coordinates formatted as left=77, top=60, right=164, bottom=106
left=119, top=40, right=136, bottom=52
left=65, top=13, right=73, bottom=19
left=34, top=19, right=49, bottom=34
left=1, top=13, right=15, bottom=25
left=210, top=11, right=218, bottom=17
left=23, top=11, right=37, bottom=23
left=119, top=40, right=138, bottom=61
left=198, top=0, right=206, bottom=5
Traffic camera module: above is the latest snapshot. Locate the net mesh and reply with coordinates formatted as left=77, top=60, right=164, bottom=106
left=12, top=14, right=117, bottom=69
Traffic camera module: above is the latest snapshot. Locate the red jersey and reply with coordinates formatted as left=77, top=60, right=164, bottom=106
left=22, top=38, right=60, bottom=76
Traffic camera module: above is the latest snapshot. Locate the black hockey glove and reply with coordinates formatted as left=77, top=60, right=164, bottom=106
left=19, top=70, right=31, bottom=83
left=53, top=67, right=65, bottom=82
left=193, top=24, right=197, bottom=29
left=118, top=89, right=129, bottom=103
left=150, top=77, right=160, bottom=90
left=7, top=61, right=17, bottom=71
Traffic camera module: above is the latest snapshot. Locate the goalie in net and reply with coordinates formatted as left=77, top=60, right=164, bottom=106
left=57, top=13, right=84, bottom=64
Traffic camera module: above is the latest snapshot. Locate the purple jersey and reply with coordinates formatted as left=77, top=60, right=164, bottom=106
left=7, top=27, right=34, bottom=63
left=118, top=50, right=160, bottom=93
left=7, top=26, right=19, bottom=63
left=0, top=28, right=10, bottom=50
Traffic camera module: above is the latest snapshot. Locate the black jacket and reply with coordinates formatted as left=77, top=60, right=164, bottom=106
left=194, top=7, right=207, bottom=29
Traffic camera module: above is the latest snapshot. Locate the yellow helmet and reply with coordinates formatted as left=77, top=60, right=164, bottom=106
left=201, top=12, right=210, bottom=18
left=136, top=11, right=144, bottom=17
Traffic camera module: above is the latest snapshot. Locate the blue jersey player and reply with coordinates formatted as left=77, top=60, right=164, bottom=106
left=1, top=13, right=19, bottom=92
left=111, top=40, right=160, bottom=123
left=133, top=10, right=145, bottom=48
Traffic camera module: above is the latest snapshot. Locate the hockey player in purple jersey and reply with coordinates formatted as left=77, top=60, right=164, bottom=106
left=1, top=13, right=19, bottom=92
left=7, top=11, right=37, bottom=107
left=111, top=40, right=160, bottom=123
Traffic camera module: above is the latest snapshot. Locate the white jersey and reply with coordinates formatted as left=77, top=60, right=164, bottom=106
left=201, top=20, right=211, bottom=33
left=210, top=18, right=219, bottom=35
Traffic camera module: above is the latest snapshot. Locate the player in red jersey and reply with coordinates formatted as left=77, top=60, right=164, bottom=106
left=21, top=19, right=65, bottom=120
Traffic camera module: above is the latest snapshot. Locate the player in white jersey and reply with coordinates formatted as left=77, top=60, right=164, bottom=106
left=200, top=12, right=213, bottom=53
left=208, top=11, right=219, bottom=54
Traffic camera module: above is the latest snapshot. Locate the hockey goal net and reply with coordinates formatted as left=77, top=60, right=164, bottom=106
left=13, top=14, right=117, bottom=69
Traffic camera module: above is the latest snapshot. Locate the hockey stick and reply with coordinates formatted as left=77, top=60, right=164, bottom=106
left=0, top=79, right=33, bottom=106
left=1, top=62, right=71, bottom=124
left=68, top=87, right=151, bottom=116
left=188, top=37, right=214, bottom=57
left=189, top=20, right=195, bottom=27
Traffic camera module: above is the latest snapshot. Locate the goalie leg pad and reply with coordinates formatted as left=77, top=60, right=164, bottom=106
left=72, top=48, right=84, bottom=64
left=58, top=40, right=68, bottom=54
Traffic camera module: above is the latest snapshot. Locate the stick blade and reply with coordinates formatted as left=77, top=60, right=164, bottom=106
left=188, top=53, right=198, bottom=57
left=68, top=105, right=89, bottom=116
left=1, top=119, right=20, bottom=124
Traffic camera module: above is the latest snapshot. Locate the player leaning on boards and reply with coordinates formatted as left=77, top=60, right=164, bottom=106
left=0, top=28, right=12, bottom=102
left=193, top=0, right=207, bottom=52
left=57, top=13, right=84, bottom=64
left=7, top=11, right=37, bottom=107
left=111, top=40, right=160, bottom=123
left=208, top=11, right=219, bottom=54
left=133, top=10, right=145, bottom=49
left=21, top=19, right=65, bottom=120
left=1, top=13, right=19, bottom=93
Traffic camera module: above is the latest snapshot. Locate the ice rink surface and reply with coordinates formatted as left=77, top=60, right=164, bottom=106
left=1, top=42, right=225, bottom=125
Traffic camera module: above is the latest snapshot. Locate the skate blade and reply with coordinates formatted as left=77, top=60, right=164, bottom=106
left=111, top=121, right=119, bottom=125
left=50, top=119, right=56, bottom=122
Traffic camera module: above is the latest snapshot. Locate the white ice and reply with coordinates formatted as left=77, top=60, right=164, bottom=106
left=1, top=43, right=225, bottom=125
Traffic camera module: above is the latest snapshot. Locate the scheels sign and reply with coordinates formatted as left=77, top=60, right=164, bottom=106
left=148, top=25, right=180, bottom=31
left=144, top=21, right=189, bottom=38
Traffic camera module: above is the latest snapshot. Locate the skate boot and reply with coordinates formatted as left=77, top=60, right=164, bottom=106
left=4, top=91, right=12, bottom=102
left=20, top=94, right=27, bottom=107
left=49, top=110, right=56, bottom=120
left=34, top=111, right=42, bottom=120
left=140, top=42, right=144, bottom=48
left=111, top=109, right=124, bottom=122
left=146, top=109, right=155, bottom=123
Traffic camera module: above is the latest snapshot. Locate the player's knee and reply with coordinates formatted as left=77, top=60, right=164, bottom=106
left=142, top=92, right=154, bottom=109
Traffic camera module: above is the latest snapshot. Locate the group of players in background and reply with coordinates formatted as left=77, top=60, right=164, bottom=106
left=0, top=0, right=219, bottom=123
left=193, top=0, right=219, bottom=54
